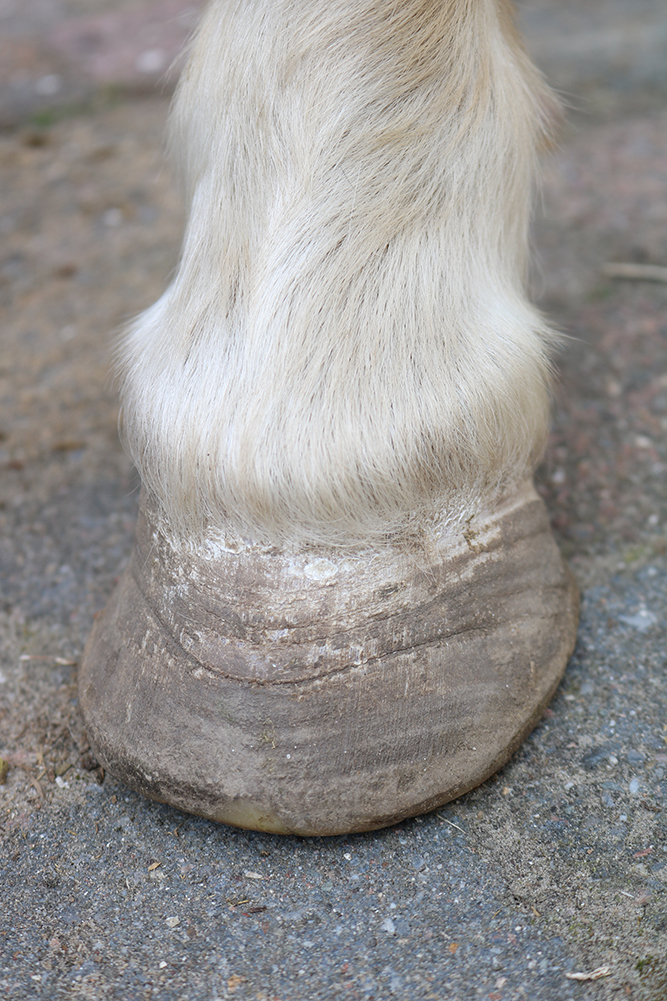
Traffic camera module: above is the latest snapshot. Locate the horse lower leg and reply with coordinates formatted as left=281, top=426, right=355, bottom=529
left=79, top=0, right=578, bottom=835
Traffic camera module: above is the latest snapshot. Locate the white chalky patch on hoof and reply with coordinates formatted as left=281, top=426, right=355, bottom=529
left=302, top=558, right=338, bottom=582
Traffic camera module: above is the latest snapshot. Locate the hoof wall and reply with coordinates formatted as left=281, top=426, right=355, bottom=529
left=79, top=482, right=578, bottom=835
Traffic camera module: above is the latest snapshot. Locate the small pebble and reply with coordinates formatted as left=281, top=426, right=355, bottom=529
left=34, top=74, right=62, bottom=96
left=136, top=49, right=166, bottom=74
left=103, top=208, right=123, bottom=227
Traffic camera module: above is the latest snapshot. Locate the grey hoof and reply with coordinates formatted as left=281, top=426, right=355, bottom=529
left=79, top=481, right=578, bottom=835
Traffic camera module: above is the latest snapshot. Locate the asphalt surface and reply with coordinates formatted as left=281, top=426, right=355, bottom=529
left=1, top=2, right=667, bottom=999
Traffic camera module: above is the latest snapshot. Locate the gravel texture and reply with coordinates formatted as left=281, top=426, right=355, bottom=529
left=1, top=2, right=667, bottom=999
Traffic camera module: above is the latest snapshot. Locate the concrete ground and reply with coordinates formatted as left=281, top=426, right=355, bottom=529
left=1, top=2, right=666, bottom=999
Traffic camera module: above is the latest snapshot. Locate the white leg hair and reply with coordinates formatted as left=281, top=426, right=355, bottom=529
left=119, top=0, right=558, bottom=547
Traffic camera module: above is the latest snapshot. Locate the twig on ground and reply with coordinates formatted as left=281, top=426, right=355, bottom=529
left=17, top=766, right=44, bottom=799
left=602, top=262, right=667, bottom=283
left=18, top=654, right=77, bottom=665
left=437, top=814, right=466, bottom=834
left=565, top=966, right=611, bottom=981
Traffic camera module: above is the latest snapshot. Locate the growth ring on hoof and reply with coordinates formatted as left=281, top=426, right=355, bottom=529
left=79, top=481, right=578, bottom=836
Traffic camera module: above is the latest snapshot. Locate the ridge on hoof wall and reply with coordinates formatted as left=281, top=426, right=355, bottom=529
left=79, top=0, right=580, bottom=834
left=79, top=481, right=578, bottom=836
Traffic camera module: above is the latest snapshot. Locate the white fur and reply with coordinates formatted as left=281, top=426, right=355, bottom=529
left=119, top=0, right=558, bottom=547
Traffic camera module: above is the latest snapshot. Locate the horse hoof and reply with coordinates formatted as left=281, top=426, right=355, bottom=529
left=79, top=480, right=578, bottom=835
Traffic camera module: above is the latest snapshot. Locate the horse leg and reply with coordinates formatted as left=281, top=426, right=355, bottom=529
left=79, top=0, right=578, bottom=835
